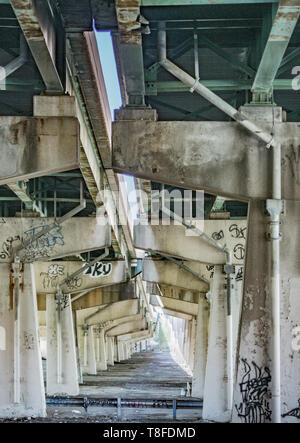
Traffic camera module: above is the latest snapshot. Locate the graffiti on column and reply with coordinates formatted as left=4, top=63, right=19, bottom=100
left=83, top=262, right=112, bottom=278
left=212, top=230, right=224, bottom=241
left=282, top=399, right=300, bottom=420
left=23, top=221, right=65, bottom=261
left=56, top=293, right=70, bottom=310
left=40, top=264, right=65, bottom=290
left=235, top=267, right=243, bottom=282
left=23, top=331, right=35, bottom=350
left=229, top=224, right=247, bottom=240
left=235, top=359, right=272, bottom=423
left=233, top=243, right=245, bottom=261
left=0, top=235, right=21, bottom=259
left=206, top=265, right=215, bottom=279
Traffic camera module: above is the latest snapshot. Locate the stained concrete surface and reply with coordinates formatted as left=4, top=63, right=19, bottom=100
left=0, top=351, right=204, bottom=423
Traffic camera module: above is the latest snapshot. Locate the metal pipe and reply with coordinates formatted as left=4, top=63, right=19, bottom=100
left=157, top=27, right=275, bottom=148
left=12, top=257, right=21, bottom=404
left=83, top=326, right=88, bottom=368
left=267, top=141, right=282, bottom=423
left=46, top=396, right=203, bottom=409
left=56, top=288, right=63, bottom=384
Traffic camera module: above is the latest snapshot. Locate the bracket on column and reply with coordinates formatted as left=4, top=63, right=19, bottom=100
left=265, top=199, right=285, bottom=241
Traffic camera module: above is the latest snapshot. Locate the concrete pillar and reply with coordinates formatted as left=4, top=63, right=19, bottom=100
left=0, top=264, right=46, bottom=417
left=141, top=340, right=146, bottom=352
left=189, top=318, right=197, bottom=372
left=114, top=341, right=118, bottom=362
left=202, top=265, right=243, bottom=422
left=232, top=200, right=300, bottom=423
left=117, top=339, right=125, bottom=361
left=192, top=294, right=209, bottom=398
left=107, top=336, right=114, bottom=366
left=46, top=294, right=79, bottom=396
left=183, top=320, right=190, bottom=364
left=82, top=326, right=97, bottom=375
left=127, top=343, right=131, bottom=359
left=123, top=342, right=128, bottom=360
left=96, top=328, right=107, bottom=371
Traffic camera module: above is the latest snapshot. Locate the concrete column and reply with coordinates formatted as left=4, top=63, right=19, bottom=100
left=97, top=328, right=107, bottom=371
left=107, top=336, right=114, bottom=366
left=117, top=339, right=125, bottom=361
left=127, top=343, right=131, bottom=359
left=82, top=326, right=97, bottom=375
left=141, top=340, right=146, bottom=352
left=46, top=294, right=79, bottom=396
left=114, top=341, right=118, bottom=362
left=123, top=342, right=128, bottom=360
left=202, top=265, right=243, bottom=422
left=192, top=294, right=209, bottom=399
left=189, top=318, right=197, bottom=372
left=0, top=264, right=46, bottom=418
left=183, top=320, right=190, bottom=364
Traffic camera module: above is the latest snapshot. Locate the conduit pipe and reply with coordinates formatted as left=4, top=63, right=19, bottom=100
left=157, top=24, right=275, bottom=148
left=266, top=142, right=282, bottom=423
left=12, top=257, right=22, bottom=404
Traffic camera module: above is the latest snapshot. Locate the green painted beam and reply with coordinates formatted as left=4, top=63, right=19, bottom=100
left=141, top=0, right=278, bottom=5
left=252, top=1, right=300, bottom=94
left=201, top=36, right=256, bottom=78
left=145, top=79, right=295, bottom=94
left=277, top=47, right=300, bottom=75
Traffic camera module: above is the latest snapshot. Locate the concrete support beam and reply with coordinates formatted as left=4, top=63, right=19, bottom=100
left=113, top=119, right=300, bottom=199
left=70, top=282, right=136, bottom=311
left=151, top=295, right=198, bottom=317
left=0, top=217, right=111, bottom=263
left=0, top=116, right=79, bottom=186
left=143, top=259, right=209, bottom=292
left=147, top=282, right=204, bottom=304
left=10, top=0, right=64, bottom=93
left=35, top=260, right=127, bottom=294
left=0, top=264, right=46, bottom=417
left=78, top=299, right=140, bottom=327
left=106, top=318, right=147, bottom=337
left=46, top=294, right=79, bottom=396
left=135, top=221, right=247, bottom=265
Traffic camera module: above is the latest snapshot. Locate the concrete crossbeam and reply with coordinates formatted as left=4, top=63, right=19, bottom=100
left=35, top=260, right=127, bottom=294
left=0, top=116, right=79, bottom=185
left=106, top=318, right=147, bottom=337
left=113, top=119, right=300, bottom=199
left=135, top=221, right=247, bottom=265
left=150, top=295, right=198, bottom=317
left=142, top=259, right=209, bottom=292
left=0, top=217, right=111, bottom=262
left=77, top=299, right=140, bottom=327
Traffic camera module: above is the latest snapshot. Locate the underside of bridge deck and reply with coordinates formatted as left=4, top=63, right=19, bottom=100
left=0, top=0, right=299, bottom=427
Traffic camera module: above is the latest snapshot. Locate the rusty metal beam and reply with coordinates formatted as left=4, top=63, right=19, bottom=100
left=10, top=0, right=64, bottom=93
